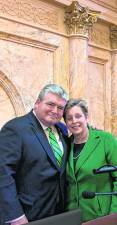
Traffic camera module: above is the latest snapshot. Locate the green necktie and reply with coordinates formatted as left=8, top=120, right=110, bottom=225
left=47, top=127, right=63, bottom=166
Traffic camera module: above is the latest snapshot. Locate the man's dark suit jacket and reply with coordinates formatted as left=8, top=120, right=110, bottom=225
left=0, top=111, right=68, bottom=224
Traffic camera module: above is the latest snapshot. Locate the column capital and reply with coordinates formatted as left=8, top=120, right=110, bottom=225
left=64, top=1, right=100, bottom=37
left=110, top=25, right=117, bottom=49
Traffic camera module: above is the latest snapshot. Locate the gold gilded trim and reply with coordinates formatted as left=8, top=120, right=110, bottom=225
left=65, top=1, right=100, bottom=36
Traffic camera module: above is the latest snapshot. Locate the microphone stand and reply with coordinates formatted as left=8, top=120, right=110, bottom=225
left=83, top=165, right=117, bottom=199
left=82, top=191, right=117, bottom=199
left=95, top=192, right=117, bottom=196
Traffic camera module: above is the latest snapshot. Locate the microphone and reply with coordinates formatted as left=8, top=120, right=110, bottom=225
left=93, top=165, right=117, bottom=174
left=82, top=191, right=117, bottom=199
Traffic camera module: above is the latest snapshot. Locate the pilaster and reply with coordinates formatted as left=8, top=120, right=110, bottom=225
left=110, top=25, right=117, bottom=136
left=64, top=1, right=100, bottom=98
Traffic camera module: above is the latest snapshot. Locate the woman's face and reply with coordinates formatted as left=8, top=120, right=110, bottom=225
left=65, top=105, right=88, bottom=136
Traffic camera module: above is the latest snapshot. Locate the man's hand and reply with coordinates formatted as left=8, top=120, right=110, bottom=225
left=11, top=215, right=28, bottom=225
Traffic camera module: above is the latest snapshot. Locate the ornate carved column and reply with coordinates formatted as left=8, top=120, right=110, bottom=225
left=110, top=25, right=117, bottom=136
left=65, top=1, right=100, bottom=98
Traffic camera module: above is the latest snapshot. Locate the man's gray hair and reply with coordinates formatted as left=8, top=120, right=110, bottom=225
left=38, top=84, right=68, bottom=101
left=63, top=98, right=88, bottom=121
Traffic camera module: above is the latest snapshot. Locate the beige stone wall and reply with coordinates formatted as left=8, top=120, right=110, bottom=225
left=0, top=0, right=117, bottom=136
left=0, top=0, right=69, bottom=128
left=87, top=21, right=112, bottom=131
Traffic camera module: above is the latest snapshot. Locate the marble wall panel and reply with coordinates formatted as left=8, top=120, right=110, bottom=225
left=87, top=59, right=105, bottom=130
left=0, top=39, right=54, bottom=112
left=87, top=53, right=111, bottom=132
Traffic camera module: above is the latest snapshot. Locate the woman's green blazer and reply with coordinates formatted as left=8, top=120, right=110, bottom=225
left=66, top=126, right=117, bottom=222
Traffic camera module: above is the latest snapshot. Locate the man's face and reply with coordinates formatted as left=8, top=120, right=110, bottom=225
left=34, top=92, right=67, bottom=126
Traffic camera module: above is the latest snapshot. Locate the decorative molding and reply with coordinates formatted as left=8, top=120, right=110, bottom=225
left=0, top=31, right=58, bottom=51
left=88, top=0, right=117, bottom=13
left=88, top=43, right=111, bottom=52
left=64, top=1, right=100, bottom=36
left=0, top=71, right=25, bottom=116
left=47, top=0, right=72, bottom=6
left=0, top=0, right=59, bottom=30
left=110, top=25, right=117, bottom=49
left=88, top=55, right=108, bottom=64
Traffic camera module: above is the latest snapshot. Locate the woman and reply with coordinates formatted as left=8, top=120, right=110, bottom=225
left=63, top=99, right=117, bottom=222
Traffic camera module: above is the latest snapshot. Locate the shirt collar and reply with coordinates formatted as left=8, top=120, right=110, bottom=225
left=33, top=110, right=57, bottom=132
left=33, top=110, right=48, bottom=131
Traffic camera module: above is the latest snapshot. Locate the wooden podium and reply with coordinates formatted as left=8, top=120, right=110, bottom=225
left=82, top=213, right=117, bottom=225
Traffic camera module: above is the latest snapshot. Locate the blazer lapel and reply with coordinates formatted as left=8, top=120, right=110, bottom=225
left=75, top=128, right=101, bottom=175
left=28, top=111, right=59, bottom=169
left=67, top=142, right=76, bottom=181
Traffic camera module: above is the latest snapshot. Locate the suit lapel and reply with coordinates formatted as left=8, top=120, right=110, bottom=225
left=75, top=128, right=101, bottom=175
left=67, top=142, right=76, bottom=181
left=28, top=111, right=59, bottom=169
left=28, top=111, right=67, bottom=170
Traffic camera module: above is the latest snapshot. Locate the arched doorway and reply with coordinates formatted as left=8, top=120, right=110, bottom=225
left=0, top=71, right=25, bottom=128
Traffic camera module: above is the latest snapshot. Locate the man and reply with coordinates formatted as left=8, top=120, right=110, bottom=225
left=0, top=84, right=68, bottom=225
